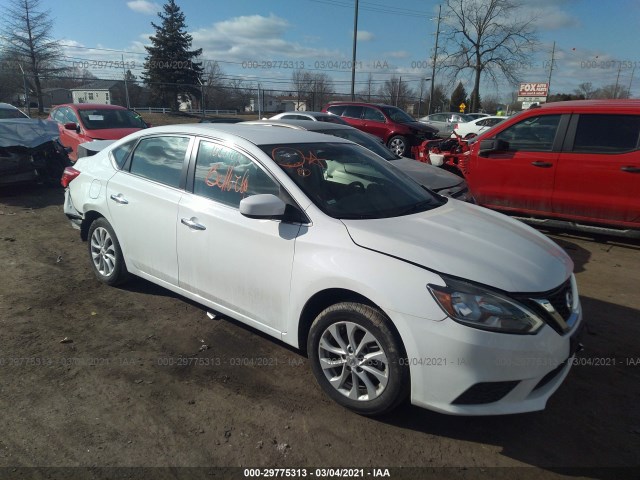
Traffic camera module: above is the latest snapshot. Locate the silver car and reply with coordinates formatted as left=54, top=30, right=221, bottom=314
left=419, top=112, right=474, bottom=137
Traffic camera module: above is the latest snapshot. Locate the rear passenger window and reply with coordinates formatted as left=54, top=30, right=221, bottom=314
left=342, top=106, right=363, bottom=119
left=495, top=115, right=561, bottom=152
left=363, top=107, right=385, bottom=122
left=193, top=141, right=280, bottom=208
left=572, top=115, right=640, bottom=153
left=111, top=140, right=135, bottom=169
left=326, top=105, right=346, bottom=116
left=129, top=136, right=190, bottom=188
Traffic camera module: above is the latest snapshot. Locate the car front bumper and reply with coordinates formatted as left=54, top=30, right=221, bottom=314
left=388, top=299, right=583, bottom=415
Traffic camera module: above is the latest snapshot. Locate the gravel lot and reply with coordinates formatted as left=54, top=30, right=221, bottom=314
left=0, top=184, right=638, bottom=480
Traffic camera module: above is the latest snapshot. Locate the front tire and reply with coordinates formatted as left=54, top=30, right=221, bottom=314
left=308, top=302, right=409, bottom=416
left=87, top=217, right=129, bottom=286
left=387, top=135, right=408, bottom=157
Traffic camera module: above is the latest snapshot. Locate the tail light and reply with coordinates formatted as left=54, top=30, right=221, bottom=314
left=61, top=166, right=81, bottom=188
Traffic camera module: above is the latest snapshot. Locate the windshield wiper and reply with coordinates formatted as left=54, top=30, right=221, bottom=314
left=396, top=200, right=436, bottom=216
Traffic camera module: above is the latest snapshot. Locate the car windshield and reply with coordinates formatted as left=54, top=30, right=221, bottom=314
left=379, top=106, right=415, bottom=124
left=260, top=142, right=444, bottom=219
left=78, top=109, right=147, bottom=130
left=0, top=108, right=28, bottom=119
left=315, top=128, right=398, bottom=161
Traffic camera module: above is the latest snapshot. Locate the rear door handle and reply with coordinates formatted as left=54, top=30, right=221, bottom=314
left=181, top=217, right=206, bottom=231
left=531, top=161, right=553, bottom=168
left=110, top=193, right=128, bottom=205
left=621, top=166, right=640, bottom=173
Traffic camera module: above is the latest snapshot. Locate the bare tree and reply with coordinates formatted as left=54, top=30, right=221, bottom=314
left=291, top=70, right=314, bottom=109
left=377, top=76, right=415, bottom=109
left=594, top=84, right=630, bottom=100
left=202, top=60, right=226, bottom=108
left=574, top=82, right=596, bottom=100
left=2, top=0, right=61, bottom=113
left=441, top=0, right=538, bottom=112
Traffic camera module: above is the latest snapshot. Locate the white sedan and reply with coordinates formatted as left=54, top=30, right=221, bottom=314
left=62, top=124, right=583, bottom=416
left=453, top=115, right=505, bottom=138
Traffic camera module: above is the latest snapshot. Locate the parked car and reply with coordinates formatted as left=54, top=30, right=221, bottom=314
left=63, top=123, right=582, bottom=416
left=463, top=100, right=640, bottom=230
left=0, top=118, right=70, bottom=186
left=48, top=104, right=148, bottom=161
left=453, top=116, right=505, bottom=138
left=269, top=111, right=349, bottom=125
left=0, top=103, right=29, bottom=119
left=199, top=117, right=243, bottom=124
left=466, top=113, right=490, bottom=120
left=418, top=112, right=475, bottom=137
left=241, top=119, right=473, bottom=202
left=322, top=102, right=438, bottom=157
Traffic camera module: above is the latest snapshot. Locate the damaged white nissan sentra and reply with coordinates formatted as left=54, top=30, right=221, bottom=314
left=62, top=124, right=583, bottom=416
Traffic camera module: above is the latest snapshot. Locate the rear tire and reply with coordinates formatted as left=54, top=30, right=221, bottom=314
left=308, top=302, right=409, bottom=416
left=87, top=217, right=129, bottom=286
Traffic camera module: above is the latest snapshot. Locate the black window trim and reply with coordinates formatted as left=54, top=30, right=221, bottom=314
left=185, top=136, right=310, bottom=224
left=121, top=134, right=195, bottom=191
left=562, top=113, right=640, bottom=155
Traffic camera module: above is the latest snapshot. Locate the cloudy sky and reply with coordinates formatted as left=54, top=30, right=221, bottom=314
left=16, top=0, right=640, bottom=101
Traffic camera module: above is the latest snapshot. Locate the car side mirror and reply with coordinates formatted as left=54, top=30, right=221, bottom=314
left=64, top=122, right=79, bottom=132
left=479, top=138, right=509, bottom=156
left=239, top=194, right=286, bottom=219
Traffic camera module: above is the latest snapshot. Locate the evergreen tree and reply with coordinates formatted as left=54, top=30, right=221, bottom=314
left=142, top=0, right=203, bottom=111
left=450, top=82, right=468, bottom=112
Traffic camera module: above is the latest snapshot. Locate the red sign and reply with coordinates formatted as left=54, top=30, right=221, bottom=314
left=518, top=83, right=549, bottom=97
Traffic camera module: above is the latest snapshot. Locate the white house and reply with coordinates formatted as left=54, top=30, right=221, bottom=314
left=71, top=80, right=124, bottom=105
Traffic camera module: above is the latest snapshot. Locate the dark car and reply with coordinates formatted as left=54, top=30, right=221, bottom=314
left=241, top=119, right=473, bottom=202
left=0, top=118, right=71, bottom=186
left=48, top=104, right=148, bottom=161
left=199, top=117, right=244, bottom=124
left=322, top=102, right=437, bottom=157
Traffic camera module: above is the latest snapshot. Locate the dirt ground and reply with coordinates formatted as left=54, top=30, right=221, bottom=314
left=0, top=184, right=639, bottom=480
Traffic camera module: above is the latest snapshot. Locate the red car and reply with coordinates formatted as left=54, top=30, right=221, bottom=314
left=322, top=102, right=437, bottom=157
left=48, top=104, right=148, bottom=161
left=463, top=100, right=640, bottom=230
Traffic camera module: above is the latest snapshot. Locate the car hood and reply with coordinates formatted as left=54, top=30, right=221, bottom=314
left=342, top=201, right=573, bottom=292
left=85, top=127, right=143, bottom=140
left=404, top=121, right=437, bottom=135
left=0, top=118, right=60, bottom=148
left=390, top=157, right=461, bottom=190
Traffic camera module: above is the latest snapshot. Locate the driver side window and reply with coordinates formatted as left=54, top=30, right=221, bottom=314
left=495, top=114, right=561, bottom=152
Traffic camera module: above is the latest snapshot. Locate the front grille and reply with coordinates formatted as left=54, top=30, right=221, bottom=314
left=452, top=381, right=520, bottom=405
left=514, top=278, right=574, bottom=334
left=545, top=278, right=572, bottom=320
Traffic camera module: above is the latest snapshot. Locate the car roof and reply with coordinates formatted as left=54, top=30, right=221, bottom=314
left=123, top=123, right=354, bottom=146
left=55, top=103, right=131, bottom=111
left=243, top=119, right=349, bottom=132
left=534, top=99, right=640, bottom=112
left=0, top=102, right=21, bottom=110
left=325, top=102, right=396, bottom=108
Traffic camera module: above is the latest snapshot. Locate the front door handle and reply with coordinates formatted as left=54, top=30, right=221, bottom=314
left=181, top=217, right=206, bottom=231
left=110, top=193, right=129, bottom=205
left=531, top=161, right=553, bottom=168
left=621, top=166, right=640, bottom=173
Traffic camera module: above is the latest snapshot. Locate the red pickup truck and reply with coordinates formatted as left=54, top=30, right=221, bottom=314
left=461, top=100, right=640, bottom=230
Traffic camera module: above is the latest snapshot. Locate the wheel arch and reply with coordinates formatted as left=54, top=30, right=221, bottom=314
left=80, top=210, right=105, bottom=241
left=297, top=288, right=406, bottom=357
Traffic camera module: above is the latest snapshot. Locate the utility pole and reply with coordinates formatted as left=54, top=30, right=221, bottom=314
left=428, top=4, right=442, bottom=116
left=395, top=76, right=402, bottom=106
left=614, top=61, right=623, bottom=98
left=122, top=55, right=131, bottom=108
left=350, top=0, right=359, bottom=100
left=547, top=41, right=556, bottom=94
left=19, top=64, right=30, bottom=117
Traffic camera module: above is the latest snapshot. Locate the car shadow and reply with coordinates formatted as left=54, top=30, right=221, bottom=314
left=374, top=295, right=640, bottom=474
left=0, top=183, right=64, bottom=210
left=545, top=235, right=592, bottom=273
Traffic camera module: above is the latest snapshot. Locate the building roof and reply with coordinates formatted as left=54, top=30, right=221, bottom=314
left=71, top=80, right=124, bottom=91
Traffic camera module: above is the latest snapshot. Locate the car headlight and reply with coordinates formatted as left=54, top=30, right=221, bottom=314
left=428, top=278, right=545, bottom=334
